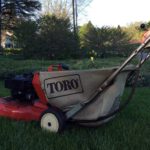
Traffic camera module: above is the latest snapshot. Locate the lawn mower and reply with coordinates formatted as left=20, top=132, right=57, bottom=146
left=0, top=27, right=150, bottom=133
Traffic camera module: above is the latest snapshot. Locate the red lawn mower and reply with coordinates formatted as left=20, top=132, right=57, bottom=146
left=0, top=25, right=150, bottom=133
left=1, top=64, right=68, bottom=132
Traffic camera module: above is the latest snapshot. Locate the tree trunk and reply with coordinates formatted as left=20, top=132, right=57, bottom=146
left=75, top=0, right=78, bottom=32
left=72, top=0, right=76, bottom=35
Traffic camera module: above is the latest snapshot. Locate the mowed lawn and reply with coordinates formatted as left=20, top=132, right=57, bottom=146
left=0, top=56, right=150, bottom=150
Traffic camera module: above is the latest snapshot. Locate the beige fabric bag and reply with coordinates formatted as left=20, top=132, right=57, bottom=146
left=39, top=65, right=136, bottom=125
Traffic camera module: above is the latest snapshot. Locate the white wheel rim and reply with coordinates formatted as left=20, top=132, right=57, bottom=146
left=41, top=113, right=59, bottom=132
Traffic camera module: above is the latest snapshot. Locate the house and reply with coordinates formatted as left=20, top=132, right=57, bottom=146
left=1, top=31, right=14, bottom=48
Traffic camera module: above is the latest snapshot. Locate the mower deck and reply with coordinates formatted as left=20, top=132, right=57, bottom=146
left=0, top=97, right=48, bottom=121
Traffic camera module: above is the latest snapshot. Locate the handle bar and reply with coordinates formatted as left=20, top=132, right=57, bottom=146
left=98, top=36, right=150, bottom=92
left=66, top=36, right=150, bottom=119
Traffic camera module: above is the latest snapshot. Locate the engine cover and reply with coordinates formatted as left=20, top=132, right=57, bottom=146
left=5, top=73, right=38, bottom=101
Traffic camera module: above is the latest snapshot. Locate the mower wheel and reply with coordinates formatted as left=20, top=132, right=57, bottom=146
left=40, top=108, right=66, bottom=133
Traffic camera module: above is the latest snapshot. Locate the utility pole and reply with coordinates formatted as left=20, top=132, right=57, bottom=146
left=75, top=0, right=78, bottom=32
left=72, top=0, right=76, bottom=35
left=72, top=0, right=78, bottom=36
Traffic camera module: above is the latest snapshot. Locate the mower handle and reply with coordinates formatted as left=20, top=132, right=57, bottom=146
left=98, top=36, right=150, bottom=91
left=66, top=36, right=150, bottom=119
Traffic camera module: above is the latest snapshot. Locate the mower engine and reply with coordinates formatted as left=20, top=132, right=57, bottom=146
left=5, top=73, right=38, bottom=101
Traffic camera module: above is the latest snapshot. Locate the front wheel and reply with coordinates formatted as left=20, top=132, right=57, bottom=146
left=40, top=108, right=66, bottom=133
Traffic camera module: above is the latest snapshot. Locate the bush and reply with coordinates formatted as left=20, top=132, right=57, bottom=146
left=3, top=48, right=22, bottom=55
left=35, top=15, right=79, bottom=59
left=14, top=15, right=79, bottom=59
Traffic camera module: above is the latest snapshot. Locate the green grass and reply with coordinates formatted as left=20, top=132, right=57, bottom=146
left=0, top=56, right=127, bottom=78
left=0, top=55, right=149, bottom=79
left=0, top=56, right=150, bottom=150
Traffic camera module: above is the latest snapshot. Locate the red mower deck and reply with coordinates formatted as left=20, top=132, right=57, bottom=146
left=0, top=98, right=48, bottom=121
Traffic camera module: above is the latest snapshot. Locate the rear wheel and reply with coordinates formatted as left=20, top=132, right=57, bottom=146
left=40, top=108, right=66, bottom=133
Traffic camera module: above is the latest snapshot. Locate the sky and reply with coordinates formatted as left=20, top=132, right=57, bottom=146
left=79, top=0, right=150, bottom=27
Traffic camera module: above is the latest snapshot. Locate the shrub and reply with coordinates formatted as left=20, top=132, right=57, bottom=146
left=3, top=48, right=22, bottom=55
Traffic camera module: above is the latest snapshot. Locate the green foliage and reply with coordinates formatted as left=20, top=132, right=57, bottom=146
left=0, top=45, right=3, bottom=54
left=123, top=22, right=144, bottom=41
left=0, top=55, right=149, bottom=78
left=109, top=26, right=131, bottom=56
left=12, top=17, right=150, bottom=59
left=0, top=56, right=125, bottom=79
left=1, top=0, right=41, bottom=30
left=13, top=20, right=38, bottom=57
left=3, top=48, right=22, bottom=55
left=79, top=21, right=95, bottom=49
left=147, top=21, right=150, bottom=28
left=14, top=15, right=79, bottom=59
left=36, top=15, right=78, bottom=59
left=88, top=49, right=97, bottom=58
left=79, top=22, right=130, bottom=58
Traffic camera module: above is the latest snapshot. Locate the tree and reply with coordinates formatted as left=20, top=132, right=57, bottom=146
left=109, top=26, right=131, bottom=56
left=79, top=21, right=95, bottom=48
left=0, top=0, right=41, bottom=52
left=73, top=0, right=92, bottom=34
left=42, top=0, right=92, bottom=34
left=147, top=21, right=150, bottom=28
left=123, top=22, right=143, bottom=41
left=79, top=22, right=131, bottom=58
left=37, top=15, right=78, bottom=59
left=14, top=15, right=78, bottom=59
left=42, top=0, right=70, bottom=18
left=79, top=22, right=111, bottom=57
left=42, top=0, right=92, bottom=18
left=13, top=20, right=38, bottom=57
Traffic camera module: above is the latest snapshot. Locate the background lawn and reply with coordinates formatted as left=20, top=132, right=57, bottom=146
left=0, top=56, right=150, bottom=150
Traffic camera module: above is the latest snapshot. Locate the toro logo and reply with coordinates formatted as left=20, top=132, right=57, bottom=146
left=44, top=74, right=83, bottom=98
